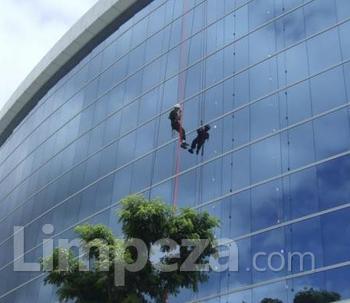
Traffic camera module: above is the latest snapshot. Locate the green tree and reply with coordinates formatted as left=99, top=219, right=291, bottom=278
left=293, top=288, right=341, bottom=303
left=261, top=299, right=283, bottom=303
left=41, top=195, right=219, bottom=303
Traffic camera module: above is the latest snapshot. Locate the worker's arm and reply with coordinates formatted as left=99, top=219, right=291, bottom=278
left=169, top=110, right=176, bottom=121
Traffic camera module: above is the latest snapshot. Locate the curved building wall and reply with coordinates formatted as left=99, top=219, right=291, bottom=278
left=0, top=0, right=350, bottom=302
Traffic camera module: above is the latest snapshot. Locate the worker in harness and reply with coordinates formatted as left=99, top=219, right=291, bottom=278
left=169, top=104, right=189, bottom=149
left=188, top=125, right=210, bottom=155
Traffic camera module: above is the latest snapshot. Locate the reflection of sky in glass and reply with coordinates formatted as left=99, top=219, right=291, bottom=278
left=0, top=0, right=350, bottom=301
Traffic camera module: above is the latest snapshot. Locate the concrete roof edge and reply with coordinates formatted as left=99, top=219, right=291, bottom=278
left=0, top=0, right=138, bottom=139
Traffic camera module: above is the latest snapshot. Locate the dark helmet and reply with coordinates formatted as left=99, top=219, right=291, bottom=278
left=204, top=124, right=211, bottom=131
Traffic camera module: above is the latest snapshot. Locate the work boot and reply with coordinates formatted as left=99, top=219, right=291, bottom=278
left=188, top=149, right=194, bottom=154
left=181, top=142, right=189, bottom=149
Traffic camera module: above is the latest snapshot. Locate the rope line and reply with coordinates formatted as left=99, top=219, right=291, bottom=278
left=168, top=1, right=191, bottom=301
left=172, top=0, right=190, bottom=208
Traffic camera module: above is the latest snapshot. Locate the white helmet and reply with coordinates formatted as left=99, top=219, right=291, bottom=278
left=174, top=103, right=181, bottom=108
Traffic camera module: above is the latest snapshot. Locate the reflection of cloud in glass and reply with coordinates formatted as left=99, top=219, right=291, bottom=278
left=317, top=155, right=350, bottom=210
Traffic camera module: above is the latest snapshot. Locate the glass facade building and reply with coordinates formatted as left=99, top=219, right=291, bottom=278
left=0, top=0, right=350, bottom=301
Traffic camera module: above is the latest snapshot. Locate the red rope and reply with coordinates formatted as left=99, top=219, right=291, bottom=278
left=168, top=2, right=189, bottom=302
left=172, top=0, right=189, bottom=208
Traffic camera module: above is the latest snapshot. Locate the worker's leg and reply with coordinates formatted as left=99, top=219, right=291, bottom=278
left=188, top=137, right=198, bottom=154
left=191, top=137, right=198, bottom=150
left=172, top=122, right=185, bottom=140
left=172, top=122, right=179, bottom=134
left=196, top=141, right=204, bottom=155
left=181, top=126, right=186, bottom=142
left=173, top=122, right=188, bottom=148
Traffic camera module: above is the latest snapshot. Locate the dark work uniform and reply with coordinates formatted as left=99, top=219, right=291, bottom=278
left=189, top=126, right=210, bottom=155
left=169, top=108, right=186, bottom=141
